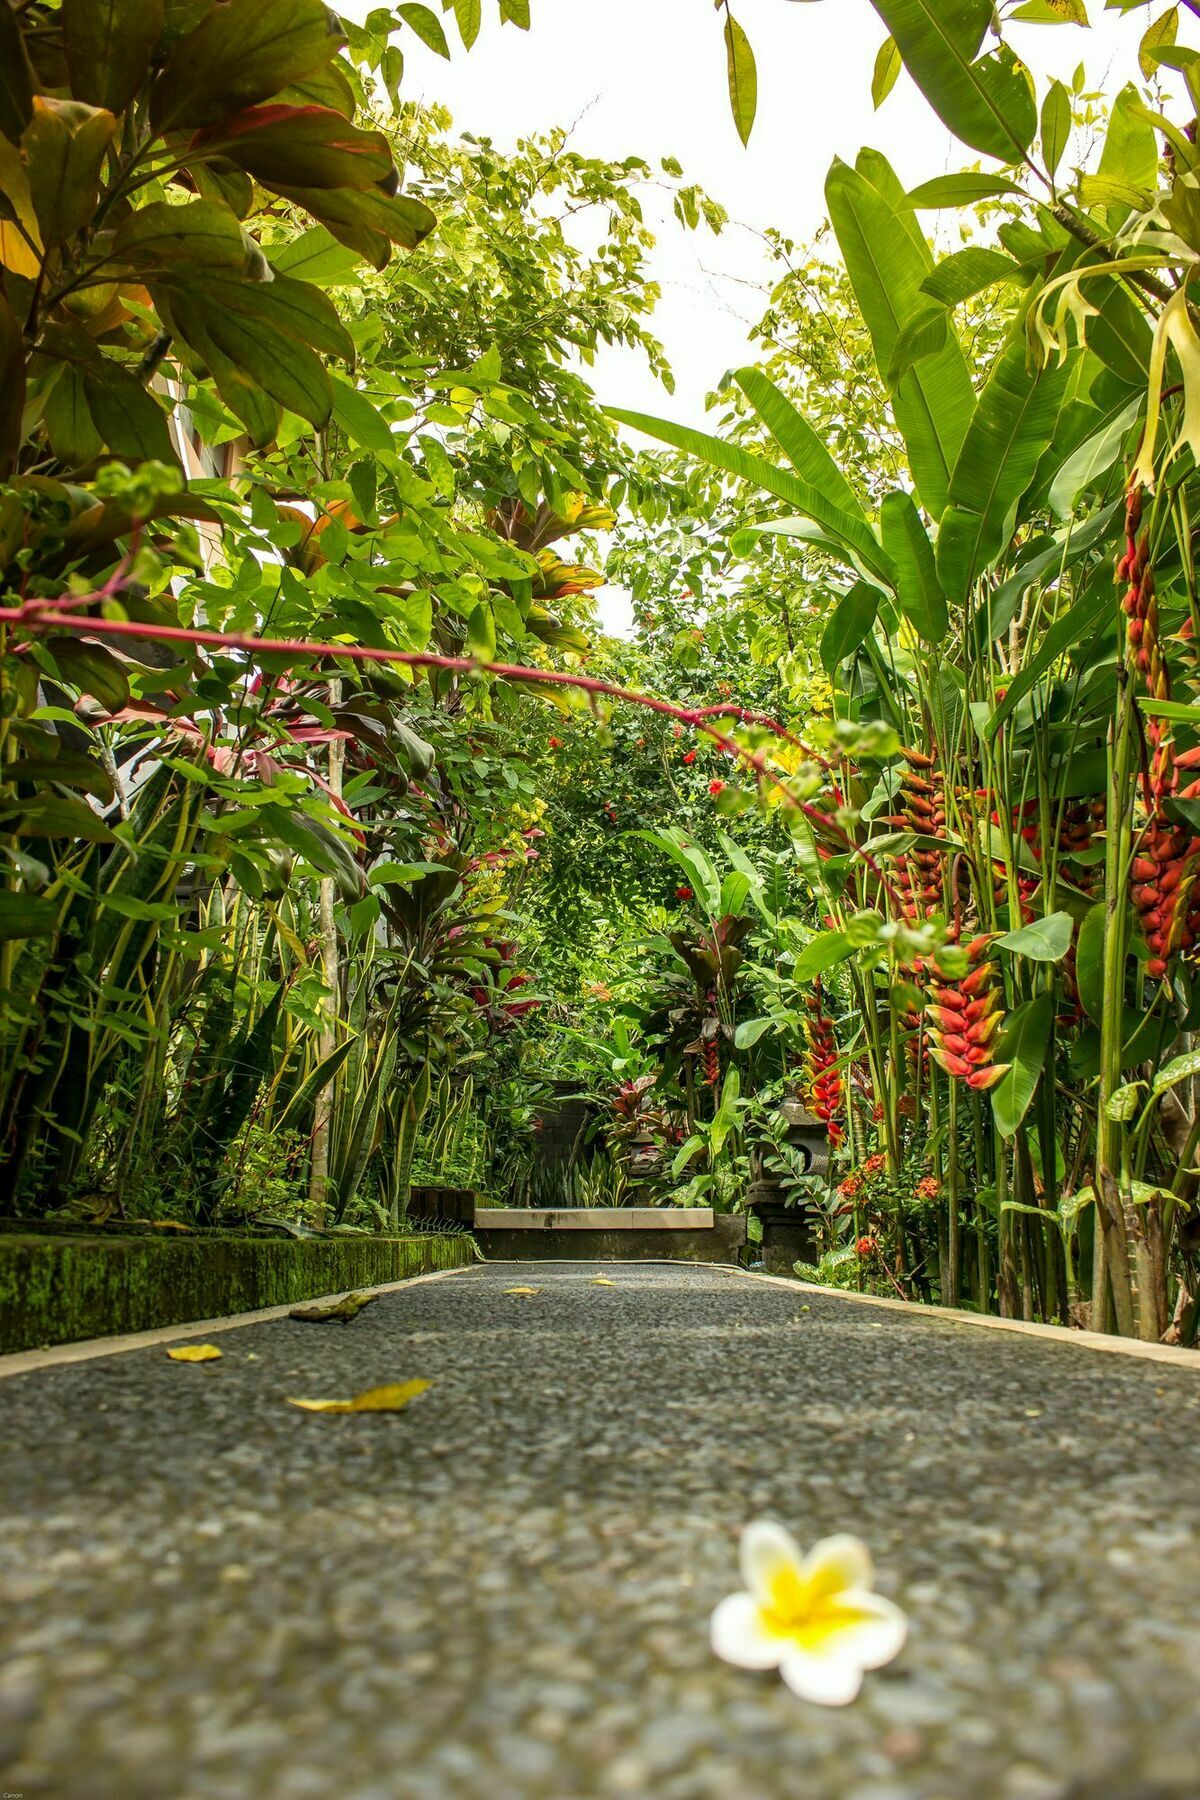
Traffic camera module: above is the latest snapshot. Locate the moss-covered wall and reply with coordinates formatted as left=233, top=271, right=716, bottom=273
left=0, top=1232, right=475, bottom=1353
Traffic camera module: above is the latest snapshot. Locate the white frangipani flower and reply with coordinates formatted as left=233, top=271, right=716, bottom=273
left=710, top=1521, right=907, bottom=1706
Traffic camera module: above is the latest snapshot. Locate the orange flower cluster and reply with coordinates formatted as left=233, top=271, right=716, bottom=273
left=915, top=1175, right=940, bottom=1201
left=804, top=988, right=844, bottom=1147
left=925, top=935, right=1009, bottom=1092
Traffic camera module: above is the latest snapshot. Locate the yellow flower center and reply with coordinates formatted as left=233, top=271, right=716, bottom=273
left=760, top=1565, right=870, bottom=1652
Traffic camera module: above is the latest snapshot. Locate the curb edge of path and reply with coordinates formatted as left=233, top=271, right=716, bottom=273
left=474, top=1258, right=1200, bottom=1374
left=727, top=1266, right=1200, bottom=1373
left=0, top=1263, right=489, bottom=1381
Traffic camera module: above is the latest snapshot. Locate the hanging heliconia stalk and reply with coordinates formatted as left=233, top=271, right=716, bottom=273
left=924, top=936, right=1009, bottom=1092
left=803, top=984, right=844, bottom=1146
left=1120, top=489, right=1200, bottom=980
left=700, top=1002, right=721, bottom=1088
left=885, top=749, right=948, bottom=923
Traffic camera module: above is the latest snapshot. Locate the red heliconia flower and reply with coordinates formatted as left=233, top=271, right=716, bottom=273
left=925, top=935, right=1009, bottom=1091
left=1118, top=491, right=1200, bottom=979
left=675, top=885, right=694, bottom=901
left=803, top=986, right=844, bottom=1147
left=709, top=779, right=726, bottom=796
left=884, top=749, right=949, bottom=924
left=701, top=1034, right=721, bottom=1087
left=682, top=750, right=697, bottom=765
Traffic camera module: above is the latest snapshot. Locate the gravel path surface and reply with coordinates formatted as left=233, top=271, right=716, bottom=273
left=2, top=1262, right=1199, bottom=1800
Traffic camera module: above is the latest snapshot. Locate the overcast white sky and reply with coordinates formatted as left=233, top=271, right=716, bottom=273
left=344, top=1, right=1175, bottom=631
left=385, top=0, right=1164, bottom=417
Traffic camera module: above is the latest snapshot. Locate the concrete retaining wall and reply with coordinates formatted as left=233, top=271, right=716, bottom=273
left=473, top=1207, right=745, bottom=1265
left=0, top=1231, right=476, bottom=1352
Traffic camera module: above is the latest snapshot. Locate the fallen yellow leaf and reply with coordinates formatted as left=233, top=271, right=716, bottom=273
left=286, top=1378, right=431, bottom=1415
left=148, top=1220, right=191, bottom=1231
left=504, top=1286, right=540, bottom=1296
left=590, top=1277, right=616, bottom=1286
left=167, top=1344, right=222, bottom=1363
left=289, top=1291, right=379, bottom=1323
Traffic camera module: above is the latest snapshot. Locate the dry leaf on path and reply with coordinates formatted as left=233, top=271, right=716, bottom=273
left=286, top=1378, right=431, bottom=1415
left=289, top=1292, right=380, bottom=1323
left=503, top=1286, right=541, bottom=1296
left=589, top=1278, right=616, bottom=1286
left=167, top=1344, right=222, bottom=1362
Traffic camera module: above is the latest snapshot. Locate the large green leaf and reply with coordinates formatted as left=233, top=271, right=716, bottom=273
left=83, top=365, right=178, bottom=464
left=978, top=498, right=1122, bottom=646
left=607, top=406, right=894, bottom=585
left=271, top=185, right=435, bottom=269
left=162, top=269, right=353, bottom=435
left=936, top=340, right=1069, bottom=602
left=1098, top=84, right=1160, bottom=196
left=1048, top=394, right=1141, bottom=519
left=191, top=105, right=396, bottom=192
left=23, top=98, right=116, bottom=248
left=820, top=581, right=880, bottom=673
left=991, top=991, right=1055, bottom=1137
left=627, top=827, right=722, bottom=919
left=985, top=573, right=1114, bottom=739
left=995, top=912, right=1074, bottom=962
left=733, top=369, right=864, bottom=518
left=868, top=0, right=1037, bottom=162
left=450, top=0, right=483, bottom=49
left=724, top=11, right=757, bottom=146
left=0, top=891, right=59, bottom=940
left=879, top=491, right=948, bottom=642
left=825, top=155, right=975, bottom=518
left=0, top=0, right=34, bottom=144
left=150, top=0, right=343, bottom=129
left=267, top=225, right=364, bottom=285
left=330, top=376, right=394, bottom=452
left=44, top=364, right=103, bottom=467
left=112, top=199, right=267, bottom=277
left=0, top=289, right=24, bottom=478
left=0, top=796, right=117, bottom=841
left=62, top=0, right=164, bottom=116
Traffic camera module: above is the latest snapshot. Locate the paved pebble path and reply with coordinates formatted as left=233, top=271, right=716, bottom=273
left=2, top=1263, right=1199, bottom=1799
